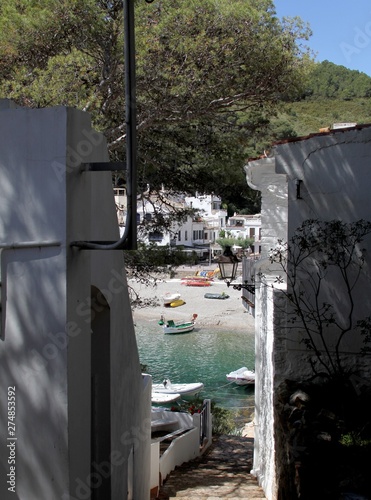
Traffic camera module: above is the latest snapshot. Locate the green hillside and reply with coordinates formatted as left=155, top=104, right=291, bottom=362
left=303, top=60, right=371, bottom=100
left=272, top=61, right=371, bottom=140
left=279, top=98, right=371, bottom=138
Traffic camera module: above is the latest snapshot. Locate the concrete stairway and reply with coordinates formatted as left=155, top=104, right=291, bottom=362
left=154, top=434, right=266, bottom=499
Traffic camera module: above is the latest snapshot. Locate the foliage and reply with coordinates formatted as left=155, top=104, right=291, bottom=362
left=277, top=378, right=371, bottom=497
left=170, top=398, right=204, bottom=416
left=216, top=236, right=254, bottom=250
left=211, top=405, right=242, bottom=436
left=124, top=242, right=193, bottom=304
left=125, top=242, right=193, bottom=273
left=252, top=61, right=371, bottom=152
left=267, top=61, right=371, bottom=141
left=276, top=97, right=371, bottom=139
left=340, top=432, right=371, bottom=448
left=267, top=219, right=371, bottom=382
left=136, top=191, right=197, bottom=240
left=1, top=4, right=371, bottom=211
left=170, top=397, right=240, bottom=435
left=133, top=0, right=311, bottom=198
left=0, top=0, right=312, bottom=216
left=303, top=60, right=371, bottom=100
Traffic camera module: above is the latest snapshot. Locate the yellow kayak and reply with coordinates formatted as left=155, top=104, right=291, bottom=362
left=170, top=299, right=186, bottom=308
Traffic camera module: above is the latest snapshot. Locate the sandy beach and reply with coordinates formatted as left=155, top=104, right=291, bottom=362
left=130, top=276, right=255, bottom=334
left=130, top=274, right=256, bottom=436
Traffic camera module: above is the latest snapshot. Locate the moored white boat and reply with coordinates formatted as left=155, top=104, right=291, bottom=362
left=151, top=392, right=181, bottom=404
left=162, top=292, right=181, bottom=305
left=161, top=313, right=198, bottom=334
left=163, top=320, right=195, bottom=334
left=226, top=367, right=255, bottom=385
left=152, top=379, right=204, bottom=398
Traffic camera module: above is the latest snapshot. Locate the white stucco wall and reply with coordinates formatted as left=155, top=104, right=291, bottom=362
left=275, top=128, right=371, bottom=229
left=245, top=125, right=371, bottom=499
left=245, top=157, right=288, bottom=499
left=274, top=127, right=371, bottom=375
left=0, top=104, right=71, bottom=499
left=88, top=173, right=151, bottom=500
left=246, top=158, right=287, bottom=261
left=0, top=102, right=150, bottom=499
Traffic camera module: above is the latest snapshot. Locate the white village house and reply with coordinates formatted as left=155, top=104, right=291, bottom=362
left=115, top=189, right=261, bottom=261
left=245, top=123, right=371, bottom=499
left=226, top=213, right=262, bottom=255
left=0, top=100, right=152, bottom=498
left=0, top=101, right=212, bottom=500
left=179, top=194, right=229, bottom=261
left=115, top=189, right=227, bottom=260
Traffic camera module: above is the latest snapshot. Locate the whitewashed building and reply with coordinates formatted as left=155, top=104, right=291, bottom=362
left=181, top=194, right=228, bottom=260
left=0, top=101, right=151, bottom=499
left=245, top=124, right=371, bottom=499
left=115, top=190, right=228, bottom=261
left=226, top=214, right=261, bottom=255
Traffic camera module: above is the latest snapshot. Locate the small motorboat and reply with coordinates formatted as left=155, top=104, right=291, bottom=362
left=151, top=392, right=181, bottom=404
left=152, top=379, right=204, bottom=398
left=163, top=319, right=195, bottom=334
left=204, top=292, right=229, bottom=300
left=226, top=367, right=255, bottom=385
left=161, top=313, right=198, bottom=334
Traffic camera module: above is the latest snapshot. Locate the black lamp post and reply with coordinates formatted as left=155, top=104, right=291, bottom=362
left=217, top=246, right=239, bottom=281
left=217, top=246, right=255, bottom=294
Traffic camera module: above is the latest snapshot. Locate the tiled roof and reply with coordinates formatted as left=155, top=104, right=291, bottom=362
left=247, top=123, right=371, bottom=162
left=273, top=122, right=371, bottom=146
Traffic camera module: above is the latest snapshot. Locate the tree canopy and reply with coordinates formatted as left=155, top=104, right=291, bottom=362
left=303, top=60, right=371, bottom=100
left=0, top=0, right=312, bottom=214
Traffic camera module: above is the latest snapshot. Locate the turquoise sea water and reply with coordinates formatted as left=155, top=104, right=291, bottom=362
left=135, top=320, right=255, bottom=414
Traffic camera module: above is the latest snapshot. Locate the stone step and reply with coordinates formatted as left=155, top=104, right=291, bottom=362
left=156, top=435, right=266, bottom=499
left=168, top=495, right=267, bottom=499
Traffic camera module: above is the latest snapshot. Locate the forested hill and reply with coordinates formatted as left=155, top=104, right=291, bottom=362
left=303, top=60, right=371, bottom=100
left=266, top=61, right=371, bottom=143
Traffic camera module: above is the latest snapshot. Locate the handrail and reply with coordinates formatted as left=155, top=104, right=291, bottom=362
left=199, top=399, right=212, bottom=446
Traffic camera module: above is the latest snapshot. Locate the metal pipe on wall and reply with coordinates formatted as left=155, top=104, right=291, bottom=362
left=71, top=0, right=137, bottom=250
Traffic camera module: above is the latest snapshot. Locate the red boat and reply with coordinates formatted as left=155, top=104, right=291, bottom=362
left=182, top=278, right=211, bottom=287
